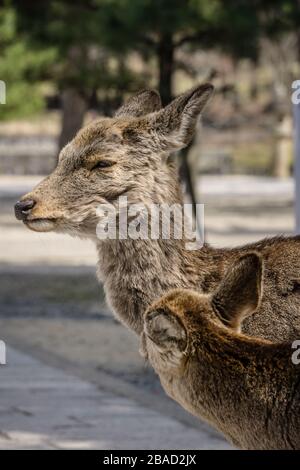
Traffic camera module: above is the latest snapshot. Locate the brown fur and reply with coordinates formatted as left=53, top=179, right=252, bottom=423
left=16, top=84, right=300, bottom=341
left=142, top=253, right=300, bottom=449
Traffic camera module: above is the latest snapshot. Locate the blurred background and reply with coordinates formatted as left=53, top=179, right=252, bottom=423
left=0, top=0, right=300, bottom=449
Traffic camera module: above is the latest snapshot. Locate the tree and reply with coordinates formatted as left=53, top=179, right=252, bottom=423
left=12, top=0, right=147, bottom=147
left=98, top=0, right=261, bottom=105
left=257, top=0, right=300, bottom=58
left=0, top=4, right=56, bottom=120
left=254, top=0, right=300, bottom=177
left=10, top=0, right=263, bottom=145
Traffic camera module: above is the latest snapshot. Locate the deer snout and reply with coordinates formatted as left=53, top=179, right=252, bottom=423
left=14, top=199, right=36, bottom=221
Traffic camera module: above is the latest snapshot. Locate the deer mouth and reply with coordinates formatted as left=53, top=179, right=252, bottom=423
left=24, top=217, right=57, bottom=232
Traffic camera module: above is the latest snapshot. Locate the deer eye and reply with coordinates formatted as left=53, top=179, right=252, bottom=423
left=91, top=160, right=114, bottom=170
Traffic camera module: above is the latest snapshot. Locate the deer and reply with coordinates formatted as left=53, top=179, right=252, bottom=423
left=14, top=84, right=300, bottom=343
left=141, top=252, right=300, bottom=449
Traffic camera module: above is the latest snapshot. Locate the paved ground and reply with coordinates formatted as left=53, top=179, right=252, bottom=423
left=0, top=347, right=231, bottom=450
left=0, top=174, right=295, bottom=449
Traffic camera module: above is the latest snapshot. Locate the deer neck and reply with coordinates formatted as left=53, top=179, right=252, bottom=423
left=95, top=173, right=195, bottom=334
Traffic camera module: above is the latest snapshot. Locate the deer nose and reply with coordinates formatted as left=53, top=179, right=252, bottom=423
left=14, top=199, right=36, bottom=221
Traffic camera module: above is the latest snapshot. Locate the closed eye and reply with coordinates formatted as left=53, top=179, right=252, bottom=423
left=91, top=160, right=115, bottom=170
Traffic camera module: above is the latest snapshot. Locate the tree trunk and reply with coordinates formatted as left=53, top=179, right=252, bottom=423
left=58, top=88, right=88, bottom=151
left=157, top=33, right=174, bottom=105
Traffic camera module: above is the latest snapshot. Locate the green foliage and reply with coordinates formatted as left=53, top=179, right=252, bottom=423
left=95, top=0, right=260, bottom=58
left=11, top=0, right=148, bottom=101
left=0, top=5, right=56, bottom=120
left=84, top=0, right=262, bottom=103
left=4, top=0, right=300, bottom=120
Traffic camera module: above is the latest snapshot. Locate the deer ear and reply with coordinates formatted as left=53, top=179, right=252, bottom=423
left=115, top=89, right=162, bottom=118
left=146, top=83, right=214, bottom=150
left=211, top=253, right=263, bottom=332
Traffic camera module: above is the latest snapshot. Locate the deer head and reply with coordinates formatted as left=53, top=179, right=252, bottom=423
left=142, top=253, right=263, bottom=368
left=14, top=84, right=213, bottom=239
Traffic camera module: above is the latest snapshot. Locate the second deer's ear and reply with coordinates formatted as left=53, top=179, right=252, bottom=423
left=115, top=89, right=162, bottom=118
left=211, top=253, right=263, bottom=332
